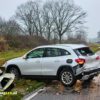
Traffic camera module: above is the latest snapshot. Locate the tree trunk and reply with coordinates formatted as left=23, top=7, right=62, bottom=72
left=47, top=29, right=51, bottom=41
left=59, top=35, right=62, bottom=44
left=29, top=27, right=32, bottom=36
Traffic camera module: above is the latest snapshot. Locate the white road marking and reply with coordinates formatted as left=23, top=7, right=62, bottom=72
left=24, top=88, right=45, bottom=100
left=24, top=92, right=38, bottom=100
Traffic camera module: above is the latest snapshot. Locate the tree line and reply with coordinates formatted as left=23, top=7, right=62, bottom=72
left=0, top=0, right=87, bottom=44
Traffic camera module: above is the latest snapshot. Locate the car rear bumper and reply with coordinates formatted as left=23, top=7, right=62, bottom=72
left=76, top=68, right=100, bottom=80
left=83, top=68, right=100, bottom=75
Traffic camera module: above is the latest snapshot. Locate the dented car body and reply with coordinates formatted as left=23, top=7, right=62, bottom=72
left=1, top=44, right=100, bottom=86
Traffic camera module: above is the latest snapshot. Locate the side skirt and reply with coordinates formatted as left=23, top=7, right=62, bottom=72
left=21, top=75, right=57, bottom=80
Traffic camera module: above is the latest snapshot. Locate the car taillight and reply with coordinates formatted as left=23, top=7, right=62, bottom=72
left=75, top=58, right=85, bottom=64
left=96, top=56, right=100, bottom=60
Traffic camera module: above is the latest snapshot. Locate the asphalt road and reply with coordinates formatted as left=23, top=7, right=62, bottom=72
left=25, top=51, right=100, bottom=100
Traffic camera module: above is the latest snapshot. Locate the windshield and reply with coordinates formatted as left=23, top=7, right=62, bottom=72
left=74, top=47, right=94, bottom=56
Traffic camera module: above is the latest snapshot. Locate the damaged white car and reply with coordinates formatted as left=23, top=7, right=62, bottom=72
left=1, top=44, right=100, bottom=86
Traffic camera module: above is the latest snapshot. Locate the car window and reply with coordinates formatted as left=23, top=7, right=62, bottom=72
left=45, top=48, right=58, bottom=57
left=74, top=47, right=94, bottom=56
left=59, top=49, right=70, bottom=56
left=27, top=48, right=44, bottom=58
left=45, top=48, right=70, bottom=57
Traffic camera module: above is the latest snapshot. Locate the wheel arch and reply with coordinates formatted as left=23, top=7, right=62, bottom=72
left=6, top=64, right=21, bottom=75
left=57, top=65, right=74, bottom=78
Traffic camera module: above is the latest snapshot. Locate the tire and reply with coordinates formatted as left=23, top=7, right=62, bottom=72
left=59, top=69, right=76, bottom=86
left=8, top=67, right=20, bottom=79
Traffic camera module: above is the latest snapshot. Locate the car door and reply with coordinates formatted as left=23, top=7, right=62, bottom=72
left=22, top=48, right=45, bottom=75
left=41, top=48, right=71, bottom=76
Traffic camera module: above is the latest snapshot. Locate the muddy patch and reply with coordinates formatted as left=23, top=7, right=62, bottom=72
left=43, top=75, right=100, bottom=96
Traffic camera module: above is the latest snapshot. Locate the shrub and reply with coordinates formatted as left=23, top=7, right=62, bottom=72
left=0, top=36, right=9, bottom=51
left=4, top=35, right=49, bottom=49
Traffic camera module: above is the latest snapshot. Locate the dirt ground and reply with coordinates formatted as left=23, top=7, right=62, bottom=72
left=32, top=75, right=100, bottom=100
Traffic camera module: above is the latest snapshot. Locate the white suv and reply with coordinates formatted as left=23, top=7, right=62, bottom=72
left=2, top=44, right=100, bottom=86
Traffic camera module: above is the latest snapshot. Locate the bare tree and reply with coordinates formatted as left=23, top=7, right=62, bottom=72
left=15, top=0, right=86, bottom=43
left=74, top=26, right=87, bottom=43
left=47, top=0, right=86, bottom=43
left=32, top=1, right=44, bottom=37
left=42, top=2, right=54, bottom=41
left=0, top=17, right=6, bottom=34
left=16, top=1, right=45, bottom=37
left=16, top=1, right=35, bottom=36
left=6, top=19, right=22, bottom=35
left=0, top=17, right=21, bottom=35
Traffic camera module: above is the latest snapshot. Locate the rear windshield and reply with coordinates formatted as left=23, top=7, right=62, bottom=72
left=74, top=47, right=94, bottom=56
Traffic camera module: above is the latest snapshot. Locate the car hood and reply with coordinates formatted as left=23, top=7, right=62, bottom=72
left=7, top=57, right=23, bottom=64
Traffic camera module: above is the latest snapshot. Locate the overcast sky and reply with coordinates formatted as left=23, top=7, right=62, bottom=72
left=0, top=0, right=100, bottom=39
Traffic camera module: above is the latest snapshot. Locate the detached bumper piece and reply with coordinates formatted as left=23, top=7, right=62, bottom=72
left=0, top=73, right=15, bottom=91
left=76, top=68, right=100, bottom=80
left=81, top=68, right=100, bottom=80
left=83, top=68, right=100, bottom=75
